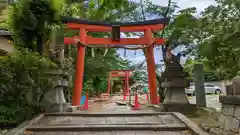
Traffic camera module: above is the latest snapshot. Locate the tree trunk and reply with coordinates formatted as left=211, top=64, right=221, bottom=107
left=36, top=34, right=43, bottom=55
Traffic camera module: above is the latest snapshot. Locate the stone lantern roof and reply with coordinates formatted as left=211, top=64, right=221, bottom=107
left=0, top=29, right=12, bottom=40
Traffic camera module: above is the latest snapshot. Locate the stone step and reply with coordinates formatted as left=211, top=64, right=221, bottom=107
left=23, top=131, right=193, bottom=135
left=26, top=124, right=187, bottom=132
left=43, top=112, right=172, bottom=117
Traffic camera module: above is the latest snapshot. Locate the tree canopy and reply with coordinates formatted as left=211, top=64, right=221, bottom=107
left=196, top=0, right=240, bottom=79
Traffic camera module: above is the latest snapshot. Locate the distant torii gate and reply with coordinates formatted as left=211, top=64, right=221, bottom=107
left=107, top=69, right=134, bottom=99
left=61, top=16, right=170, bottom=106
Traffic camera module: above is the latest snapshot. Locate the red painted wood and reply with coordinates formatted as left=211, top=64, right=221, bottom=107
left=66, top=23, right=163, bottom=32
left=107, top=73, right=111, bottom=94
left=125, top=71, right=130, bottom=95
left=111, top=73, right=133, bottom=77
left=64, top=37, right=165, bottom=46
left=72, top=29, right=86, bottom=106
left=109, top=69, right=134, bottom=72
left=145, top=29, right=158, bottom=105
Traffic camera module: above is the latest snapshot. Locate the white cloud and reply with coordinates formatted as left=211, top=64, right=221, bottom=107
left=150, top=0, right=216, bottom=14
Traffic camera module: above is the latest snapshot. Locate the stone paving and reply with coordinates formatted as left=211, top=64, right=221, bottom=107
left=86, top=96, right=152, bottom=113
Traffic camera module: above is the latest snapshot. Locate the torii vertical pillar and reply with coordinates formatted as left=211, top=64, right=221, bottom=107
left=126, top=71, right=130, bottom=95
left=107, top=72, right=112, bottom=94
left=72, top=29, right=86, bottom=106
left=145, top=29, right=158, bottom=105
left=123, top=71, right=130, bottom=100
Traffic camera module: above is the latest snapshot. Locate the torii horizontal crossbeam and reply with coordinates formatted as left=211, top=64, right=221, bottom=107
left=61, top=16, right=170, bottom=32
left=64, top=37, right=165, bottom=45
left=111, top=73, right=133, bottom=77
left=66, top=23, right=164, bottom=32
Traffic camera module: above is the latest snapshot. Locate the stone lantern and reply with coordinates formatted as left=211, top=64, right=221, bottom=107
left=155, top=53, right=196, bottom=115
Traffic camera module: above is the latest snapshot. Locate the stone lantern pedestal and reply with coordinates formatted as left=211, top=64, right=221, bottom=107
left=218, top=72, right=240, bottom=134
left=156, top=63, right=196, bottom=115
left=42, top=69, right=70, bottom=113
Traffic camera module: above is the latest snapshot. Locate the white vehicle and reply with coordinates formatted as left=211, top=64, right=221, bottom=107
left=185, top=84, right=222, bottom=96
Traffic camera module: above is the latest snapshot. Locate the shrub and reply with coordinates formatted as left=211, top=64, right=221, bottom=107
left=0, top=49, right=56, bottom=127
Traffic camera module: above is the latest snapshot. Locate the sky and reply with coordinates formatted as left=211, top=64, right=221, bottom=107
left=117, top=0, right=216, bottom=66
left=151, top=0, right=216, bottom=14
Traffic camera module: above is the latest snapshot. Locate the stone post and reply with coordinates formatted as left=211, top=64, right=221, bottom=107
left=194, top=64, right=206, bottom=107
left=219, top=71, right=240, bottom=134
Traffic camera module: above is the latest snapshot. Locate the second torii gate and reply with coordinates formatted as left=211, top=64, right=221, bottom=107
left=61, top=16, right=170, bottom=106
left=107, top=69, right=134, bottom=99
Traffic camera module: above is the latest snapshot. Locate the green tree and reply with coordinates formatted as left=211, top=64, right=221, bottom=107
left=183, top=58, right=223, bottom=82
left=8, top=0, right=63, bottom=54
left=0, top=7, right=9, bottom=29
left=196, top=0, right=240, bottom=79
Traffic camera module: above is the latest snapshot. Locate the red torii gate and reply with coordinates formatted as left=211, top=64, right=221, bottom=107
left=107, top=69, right=134, bottom=99
left=61, top=16, right=169, bottom=106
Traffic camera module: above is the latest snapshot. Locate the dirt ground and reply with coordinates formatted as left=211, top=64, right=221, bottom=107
left=187, top=108, right=220, bottom=133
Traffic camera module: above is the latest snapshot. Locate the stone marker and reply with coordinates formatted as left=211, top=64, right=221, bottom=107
left=194, top=64, right=206, bottom=107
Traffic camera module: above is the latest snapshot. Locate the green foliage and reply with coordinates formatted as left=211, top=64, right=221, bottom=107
left=0, top=49, right=56, bottom=126
left=197, top=0, right=240, bottom=79
left=8, top=0, right=61, bottom=53
left=166, top=7, right=199, bottom=47
left=61, top=0, right=136, bottom=21
left=0, top=8, right=9, bottom=29
left=132, top=70, right=147, bottom=82
left=184, top=58, right=224, bottom=82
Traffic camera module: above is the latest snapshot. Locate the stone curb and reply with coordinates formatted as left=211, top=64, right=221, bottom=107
left=151, top=104, right=197, bottom=115
left=26, top=124, right=187, bottom=132
left=219, top=95, right=240, bottom=105
left=44, top=112, right=173, bottom=117
left=4, top=114, right=44, bottom=135
left=172, top=112, right=209, bottom=135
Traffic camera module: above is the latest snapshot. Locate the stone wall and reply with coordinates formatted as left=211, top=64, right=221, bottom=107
left=219, top=103, right=240, bottom=134
left=218, top=72, right=240, bottom=135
